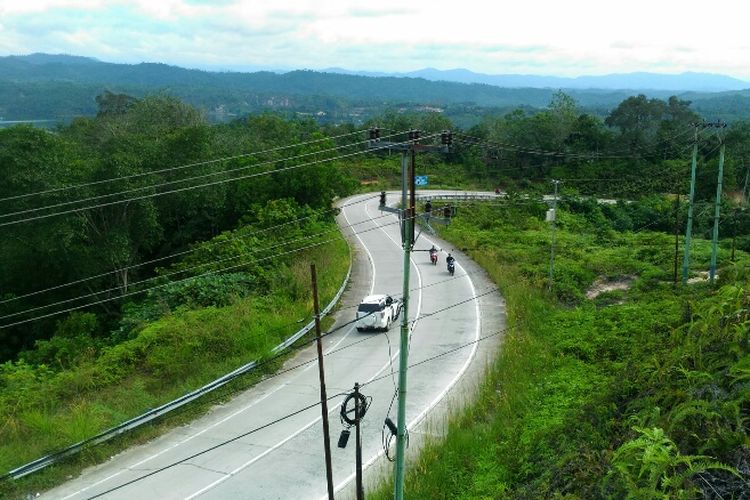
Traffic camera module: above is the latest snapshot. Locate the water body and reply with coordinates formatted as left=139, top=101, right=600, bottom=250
left=0, top=119, right=59, bottom=128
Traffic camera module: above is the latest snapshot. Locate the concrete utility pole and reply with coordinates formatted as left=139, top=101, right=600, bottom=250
left=548, top=180, right=560, bottom=290
left=682, top=121, right=726, bottom=284
left=681, top=125, right=700, bottom=284
left=710, top=140, right=726, bottom=284
left=367, top=128, right=449, bottom=500
left=673, top=193, right=680, bottom=288
left=310, top=264, right=335, bottom=500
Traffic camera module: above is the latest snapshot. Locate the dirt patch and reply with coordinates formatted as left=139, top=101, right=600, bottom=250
left=586, top=275, right=636, bottom=300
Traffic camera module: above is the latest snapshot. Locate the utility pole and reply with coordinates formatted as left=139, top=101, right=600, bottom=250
left=548, top=180, right=560, bottom=291
left=709, top=139, right=726, bottom=284
left=354, top=383, right=364, bottom=500
left=673, top=193, right=680, bottom=289
left=311, top=264, right=335, bottom=500
left=338, top=383, right=369, bottom=500
left=681, top=125, right=700, bottom=284
left=367, top=129, right=449, bottom=500
left=682, top=121, right=726, bottom=284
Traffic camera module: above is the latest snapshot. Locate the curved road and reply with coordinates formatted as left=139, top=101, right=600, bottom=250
left=45, top=192, right=505, bottom=499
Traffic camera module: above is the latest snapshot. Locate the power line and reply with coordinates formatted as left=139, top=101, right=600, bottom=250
left=453, top=124, right=697, bottom=162
left=0, top=201, right=454, bottom=328
left=78, top=296, right=508, bottom=499
left=0, top=130, right=412, bottom=226
left=0, top=128, right=369, bottom=204
left=0, top=195, right=377, bottom=306
left=0, top=193, right=453, bottom=329
left=0, top=133, right=421, bottom=228
left=0, top=211, right=400, bottom=328
left=1, top=278, right=499, bottom=487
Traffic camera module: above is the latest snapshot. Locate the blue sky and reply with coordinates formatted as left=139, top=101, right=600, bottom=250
left=1, top=0, right=749, bottom=79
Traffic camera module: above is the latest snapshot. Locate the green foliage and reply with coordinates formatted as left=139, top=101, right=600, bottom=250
left=0, top=235, right=350, bottom=481
left=371, top=196, right=750, bottom=499
left=607, top=426, right=738, bottom=498
left=20, top=313, right=100, bottom=369
left=0, top=103, right=361, bottom=361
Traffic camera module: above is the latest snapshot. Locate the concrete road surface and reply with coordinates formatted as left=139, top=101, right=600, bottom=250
left=43, top=192, right=506, bottom=499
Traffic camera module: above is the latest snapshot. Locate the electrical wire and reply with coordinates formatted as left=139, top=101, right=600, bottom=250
left=1, top=201, right=465, bottom=328
left=84, top=392, right=349, bottom=499
left=0, top=211, right=399, bottom=328
left=0, top=195, right=377, bottom=306
left=0, top=196, right=469, bottom=328
left=0, top=128, right=369, bottom=204
left=79, top=302, right=511, bottom=499
left=1, top=274, right=501, bottom=487
left=0, top=130, right=415, bottom=226
left=454, top=128, right=690, bottom=161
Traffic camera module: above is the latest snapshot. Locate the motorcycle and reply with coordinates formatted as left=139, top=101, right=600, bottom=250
left=447, top=260, right=455, bottom=276
left=429, top=250, right=438, bottom=265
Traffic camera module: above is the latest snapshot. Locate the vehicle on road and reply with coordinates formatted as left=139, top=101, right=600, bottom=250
left=356, top=294, right=402, bottom=331
left=429, top=247, right=438, bottom=265
left=447, top=253, right=456, bottom=276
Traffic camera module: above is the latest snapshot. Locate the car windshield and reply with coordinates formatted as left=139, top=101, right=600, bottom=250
left=358, top=303, right=382, bottom=313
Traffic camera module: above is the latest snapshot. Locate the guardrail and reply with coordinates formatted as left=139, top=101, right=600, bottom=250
left=5, top=261, right=352, bottom=480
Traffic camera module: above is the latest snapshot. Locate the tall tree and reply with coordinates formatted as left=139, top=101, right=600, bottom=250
left=605, top=94, right=666, bottom=156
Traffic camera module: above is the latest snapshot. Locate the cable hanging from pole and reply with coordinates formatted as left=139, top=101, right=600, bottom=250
left=0, top=130, right=413, bottom=226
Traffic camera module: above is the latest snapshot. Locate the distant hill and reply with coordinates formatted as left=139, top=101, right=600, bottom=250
left=2, top=53, right=750, bottom=126
left=382, top=68, right=750, bottom=92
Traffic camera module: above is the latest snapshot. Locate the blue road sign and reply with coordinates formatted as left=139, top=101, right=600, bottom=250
left=415, top=175, right=428, bottom=186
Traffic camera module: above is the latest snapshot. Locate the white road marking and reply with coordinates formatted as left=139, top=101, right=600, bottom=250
left=63, top=195, right=377, bottom=500
left=187, top=194, right=424, bottom=498
left=327, top=229, right=482, bottom=498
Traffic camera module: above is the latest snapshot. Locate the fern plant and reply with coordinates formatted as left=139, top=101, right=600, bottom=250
left=607, top=426, right=738, bottom=499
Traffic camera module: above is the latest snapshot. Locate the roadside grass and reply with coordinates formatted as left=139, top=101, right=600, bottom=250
left=369, top=199, right=750, bottom=498
left=0, top=236, right=349, bottom=498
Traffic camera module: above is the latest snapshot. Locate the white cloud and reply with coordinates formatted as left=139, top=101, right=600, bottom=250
left=1, top=0, right=749, bottom=79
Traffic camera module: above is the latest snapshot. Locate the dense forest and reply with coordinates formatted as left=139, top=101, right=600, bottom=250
left=1, top=88, right=749, bottom=497
left=4, top=54, right=750, bottom=127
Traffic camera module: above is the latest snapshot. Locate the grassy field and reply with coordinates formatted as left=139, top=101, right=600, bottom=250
left=370, top=198, right=750, bottom=498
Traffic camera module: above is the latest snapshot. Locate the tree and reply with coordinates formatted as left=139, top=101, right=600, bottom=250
left=95, top=91, right=138, bottom=117
left=605, top=94, right=666, bottom=155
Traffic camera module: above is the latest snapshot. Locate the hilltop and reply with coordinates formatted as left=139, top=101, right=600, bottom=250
left=2, top=53, right=750, bottom=125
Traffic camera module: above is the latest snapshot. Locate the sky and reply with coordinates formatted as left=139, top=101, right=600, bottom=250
left=2, top=0, right=750, bottom=80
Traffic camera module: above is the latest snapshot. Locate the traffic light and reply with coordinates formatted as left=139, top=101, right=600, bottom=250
left=441, top=130, right=453, bottom=145
left=369, top=127, right=380, bottom=140
left=443, top=205, right=451, bottom=218
left=380, top=191, right=386, bottom=207
left=408, top=129, right=421, bottom=141
left=424, top=200, right=432, bottom=213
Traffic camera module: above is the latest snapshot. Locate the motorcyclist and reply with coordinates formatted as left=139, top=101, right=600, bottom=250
left=446, top=253, right=455, bottom=268
left=429, top=245, right=438, bottom=264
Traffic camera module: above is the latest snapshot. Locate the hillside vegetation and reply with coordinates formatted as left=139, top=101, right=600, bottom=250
left=372, top=197, right=750, bottom=498
left=3, top=54, right=750, bottom=126
left=1, top=90, right=750, bottom=496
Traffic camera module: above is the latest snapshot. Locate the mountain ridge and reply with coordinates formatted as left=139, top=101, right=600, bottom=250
left=3, top=53, right=750, bottom=124
left=325, top=66, right=750, bottom=92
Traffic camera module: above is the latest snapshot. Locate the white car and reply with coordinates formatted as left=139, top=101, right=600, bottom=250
left=355, top=294, right=402, bottom=332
